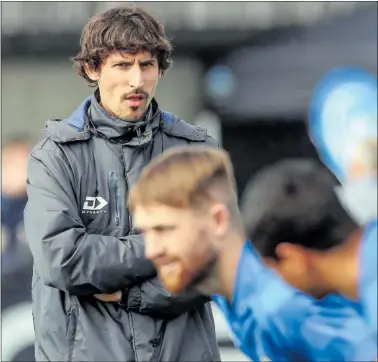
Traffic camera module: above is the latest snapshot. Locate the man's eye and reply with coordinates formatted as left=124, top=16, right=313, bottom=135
left=141, top=63, right=154, bottom=68
left=155, top=226, right=172, bottom=233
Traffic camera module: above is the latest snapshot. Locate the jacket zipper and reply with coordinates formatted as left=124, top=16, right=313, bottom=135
left=66, top=305, right=79, bottom=362
left=121, top=153, right=133, bottom=229
left=127, top=312, right=139, bottom=362
left=120, top=149, right=137, bottom=361
left=110, top=171, right=120, bottom=226
left=135, top=126, right=142, bottom=138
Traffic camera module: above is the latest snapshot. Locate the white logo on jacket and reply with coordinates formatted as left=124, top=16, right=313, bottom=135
left=82, top=196, right=108, bottom=214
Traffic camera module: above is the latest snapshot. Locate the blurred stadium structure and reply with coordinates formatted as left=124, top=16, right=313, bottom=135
left=1, top=2, right=377, bottom=361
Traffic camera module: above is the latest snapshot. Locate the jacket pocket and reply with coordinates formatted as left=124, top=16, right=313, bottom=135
left=64, top=305, right=79, bottom=362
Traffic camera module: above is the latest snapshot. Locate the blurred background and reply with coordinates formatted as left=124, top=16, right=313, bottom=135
left=1, top=1, right=377, bottom=361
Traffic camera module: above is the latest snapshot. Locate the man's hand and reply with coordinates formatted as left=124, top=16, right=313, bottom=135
left=94, top=291, right=122, bottom=302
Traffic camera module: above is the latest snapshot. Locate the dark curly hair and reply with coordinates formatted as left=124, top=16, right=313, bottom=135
left=72, top=5, right=173, bottom=85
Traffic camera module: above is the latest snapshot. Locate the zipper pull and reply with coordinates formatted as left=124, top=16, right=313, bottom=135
left=136, top=127, right=142, bottom=138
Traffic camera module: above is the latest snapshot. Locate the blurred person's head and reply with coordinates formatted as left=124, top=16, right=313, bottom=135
left=309, top=67, right=377, bottom=226
left=129, top=146, right=245, bottom=295
left=2, top=135, right=32, bottom=198
left=241, top=159, right=360, bottom=299
left=73, top=5, right=172, bottom=122
left=348, top=138, right=377, bottom=179
left=1, top=135, right=32, bottom=258
left=335, top=138, right=377, bottom=226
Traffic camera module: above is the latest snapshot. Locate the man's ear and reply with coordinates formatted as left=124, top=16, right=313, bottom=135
left=275, top=242, right=309, bottom=274
left=263, top=257, right=279, bottom=269
left=275, top=243, right=307, bottom=262
left=85, top=64, right=100, bottom=82
left=210, top=203, right=230, bottom=237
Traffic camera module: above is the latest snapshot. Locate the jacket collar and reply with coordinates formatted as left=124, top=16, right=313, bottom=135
left=88, top=90, right=160, bottom=142
left=44, top=93, right=210, bottom=145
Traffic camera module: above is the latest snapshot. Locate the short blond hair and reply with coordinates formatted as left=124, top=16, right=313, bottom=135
left=129, top=146, right=237, bottom=210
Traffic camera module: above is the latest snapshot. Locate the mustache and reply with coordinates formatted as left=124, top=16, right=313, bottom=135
left=153, top=256, right=180, bottom=267
left=124, top=89, right=149, bottom=99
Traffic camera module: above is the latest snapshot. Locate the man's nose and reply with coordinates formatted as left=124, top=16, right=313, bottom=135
left=129, top=66, right=144, bottom=89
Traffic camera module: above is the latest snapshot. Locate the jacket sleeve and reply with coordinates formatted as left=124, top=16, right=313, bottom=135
left=126, top=276, right=210, bottom=319
left=122, top=134, right=217, bottom=318
left=24, top=147, right=156, bottom=295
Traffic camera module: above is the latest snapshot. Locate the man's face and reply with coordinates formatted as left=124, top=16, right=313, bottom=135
left=87, top=51, right=160, bottom=121
left=264, top=244, right=326, bottom=298
left=133, top=203, right=219, bottom=293
left=348, top=138, right=377, bottom=180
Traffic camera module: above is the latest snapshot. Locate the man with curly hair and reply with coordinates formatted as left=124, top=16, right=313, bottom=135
left=24, top=6, right=220, bottom=361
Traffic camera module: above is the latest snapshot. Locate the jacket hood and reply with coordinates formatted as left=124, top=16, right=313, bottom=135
left=88, top=94, right=160, bottom=141
left=44, top=97, right=93, bottom=143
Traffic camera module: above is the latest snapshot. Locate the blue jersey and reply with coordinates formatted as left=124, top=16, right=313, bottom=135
left=359, top=219, right=377, bottom=335
left=213, top=241, right=376, bottom=362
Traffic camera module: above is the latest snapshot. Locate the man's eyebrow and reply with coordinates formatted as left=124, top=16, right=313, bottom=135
left=112, top=59, right=134, bottom=65
left=139, top=59, right=156, bottom=64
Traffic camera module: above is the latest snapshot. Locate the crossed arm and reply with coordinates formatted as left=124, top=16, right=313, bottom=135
left=25, top=148, right=208, bottom=316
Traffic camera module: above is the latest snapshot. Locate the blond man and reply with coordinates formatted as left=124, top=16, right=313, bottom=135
left=129, top=146, right=377, bottom=361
